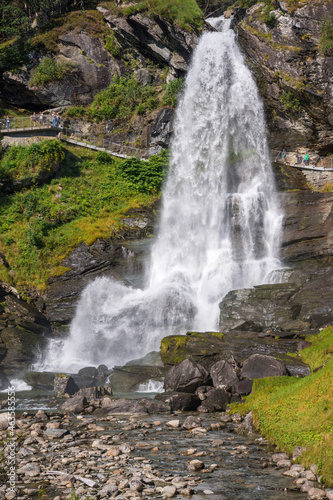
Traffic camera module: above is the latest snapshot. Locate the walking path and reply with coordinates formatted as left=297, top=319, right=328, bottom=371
left=1, top=118, right=151, bottom=160
left=272, top=149, right=333, bottom=172
left=1, top=119, right=332, bottom=169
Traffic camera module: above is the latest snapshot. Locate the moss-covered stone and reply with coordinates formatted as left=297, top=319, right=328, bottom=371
left=160, top=331, right=226, bottom=369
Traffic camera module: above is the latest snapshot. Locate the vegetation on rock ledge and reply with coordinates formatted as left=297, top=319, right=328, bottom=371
left=0, top=142, right=167, bottom=293
left=232, top=326, right=333, bottom=487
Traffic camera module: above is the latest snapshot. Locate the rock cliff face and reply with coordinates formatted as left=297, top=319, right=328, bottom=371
left=0, top=285, right=53, bottom=377
left=0, top=9, right=203, bottom=109
left=237, top=1, right=333, bottom=152
left=100, top=8, right=200, bottom=77
left=219, top=163, right=333, bottom=334
left=1, top=32, right=119, bottom=109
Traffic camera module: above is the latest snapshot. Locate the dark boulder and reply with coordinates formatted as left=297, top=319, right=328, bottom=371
left=210, top=360, right=239, bottom=388
left=0, top=372, right=10, bottom=390
left=78, top=366, right=99, bottom=378
left=161, top=332, right=225, bottom=370
left=139, top=398, right=170, bottom=414
left=198, top=387, right=230, bottom=412
left=183, top=416, right=202, bottom=430
left=0, top=326, right=48, bottom=377
left=107, top=364, right=165, bottom=392
left=164, top=359, right=210, bottom=394
left=168, top=392, right=201, bottom=411
left=240, top=354, right=288, bottom=380
left=23, top=371, right=55, bottom=391
left=101, top=398, right=149, bottom=415
left=75, top=386, right=113, bottom=402
left=232, top=379, right=253, bottom=396
left=54, top=374, right=79, bottom=397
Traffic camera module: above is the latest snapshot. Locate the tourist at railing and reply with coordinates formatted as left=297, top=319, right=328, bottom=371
left=296, top=149, right=303, bottom=164
left=31, top=112, right=37, bottom=127
left=39, top=112, right=44, bottom=126
left=5, top=116, right=10, bottom=130
left=304, top=153, right=310, bottom=166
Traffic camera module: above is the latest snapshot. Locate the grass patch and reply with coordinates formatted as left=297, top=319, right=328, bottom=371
left=120, top=0, right=203, bottom=29
left=31, top=10, right=107, bottom=53
left=321, top=182, right=333, bottom=192
left=0, top=142, right=167, bottom=293
left=232, top=326, right=333, bottom=487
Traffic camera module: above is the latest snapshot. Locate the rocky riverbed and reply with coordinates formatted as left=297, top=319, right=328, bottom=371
left=2, top=407, right=331, bottom=500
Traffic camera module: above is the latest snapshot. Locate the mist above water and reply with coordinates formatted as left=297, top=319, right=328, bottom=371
left=37, top=18, right=282, bottom=373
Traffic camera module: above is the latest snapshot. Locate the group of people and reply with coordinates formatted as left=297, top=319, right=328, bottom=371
left=296, top=149, right=310, bottom=166
left=3, top=111, right=62, bottom=130
left=281, top=147, right=311, bottom=166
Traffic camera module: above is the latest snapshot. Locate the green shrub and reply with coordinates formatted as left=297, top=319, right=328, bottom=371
left=66, top=105, right=86, bottom=118
left=88, top=75, right=159, bottom=121
left=29, top=56, right=76, bottom=86
left=263, top=10, right=276, bottom=28
left=117, top=150, right=168, bottom=194
left=161, top=77, right=184, bottom=107
left=105, top=32, right=121, bottom=58
left=319, top=19, right=333, bottom=55
left=96, top=151, right=114, bottom=164
left=0, top=140, right=65, bottom=181
left=0, top=144, right=164, bottom=291
left=279, top=91, right=300, bottom=111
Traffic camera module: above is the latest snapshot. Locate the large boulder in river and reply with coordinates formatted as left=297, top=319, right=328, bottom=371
left=23, top=371, right=55, bottom=391
left=240, top=354, right=288, bottom=380
left=54, top=374, right=79, bottom=397
left=107, top=364, right=165, bottom=392
left=161, top=332, right=225, bottom=369
left=164, top=359, right=210, bottom=394
left=210, top=360, right=239, bottom=388
left=60, top=394, right=88, bottom=414
left=198, top=387, right=230, bottom=413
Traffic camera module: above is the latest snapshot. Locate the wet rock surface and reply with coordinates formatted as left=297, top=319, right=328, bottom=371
left=237, top=2, right=333, bottom=151
left=0, top=409, right=315, bottom=499
left=44, top=205, right=157, bottom=335
left=0, top=285, right=52, bottom=378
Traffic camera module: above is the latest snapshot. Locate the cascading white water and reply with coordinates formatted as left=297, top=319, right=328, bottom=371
left=37, top=18, right=282, bottom=373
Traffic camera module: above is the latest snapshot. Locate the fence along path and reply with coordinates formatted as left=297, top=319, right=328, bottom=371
left=0, top=117, right=151, bottom=160
left=271, top=149, right=333, bottom=171
left=61, top=128, right=151, bottom=160
left=2, top=118, right=331, bottom=169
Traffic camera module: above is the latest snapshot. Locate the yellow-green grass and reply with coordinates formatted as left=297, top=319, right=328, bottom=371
left=0, top=142, right=165, bottom=294
left=232, top=327, right=333, bottom=486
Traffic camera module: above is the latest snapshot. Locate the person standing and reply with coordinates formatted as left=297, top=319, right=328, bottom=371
left=31, top=112, right=37, bottom=127
left=39, top=112, right=44, bottom=126
left=5, top=116, right=10, bottom=130
left=281, top=147, right=287, bottom=163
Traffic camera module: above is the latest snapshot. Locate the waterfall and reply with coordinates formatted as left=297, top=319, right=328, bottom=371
left=38, top=18, right=282, bottom=373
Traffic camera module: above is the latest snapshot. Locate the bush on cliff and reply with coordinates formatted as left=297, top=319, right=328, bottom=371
left=319, top=19, right=333, bottom=55
left=0, top=143, right=165, bottom=292
left=233, top=326, right=333, bottom=487
left=29, top=56, right=76, bottom=86
left=67, top=75, right=159, bottom=121
left=0, top=139, right=65, bottom=181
